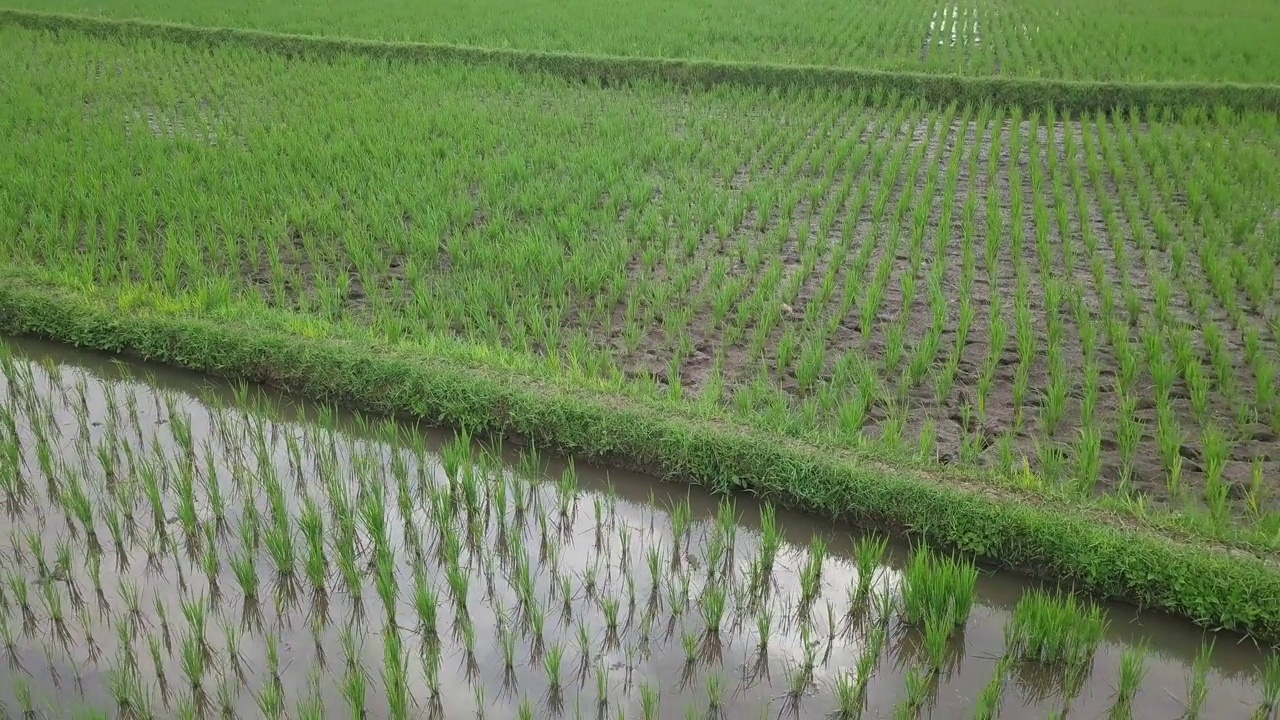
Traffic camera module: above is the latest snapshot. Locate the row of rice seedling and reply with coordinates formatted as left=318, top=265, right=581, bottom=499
left=2, top=28, right=1279, bottom=549
left=3, top=0, right=1279, bottom=83
left=1, top=339, right=1270, bottom=718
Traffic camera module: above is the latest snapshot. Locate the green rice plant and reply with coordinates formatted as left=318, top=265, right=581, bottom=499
left=178, top=629, right=208, bottom=713
left=337, top=622, right=361, bottom=672
left=1041, top=372, right=1070, bottom=436
left=1075, top=426, right=1103, bottom=496
left=446, top=561, right=470, bottom=611
left=753, top=605, right=773, bottom=654
left=413, top=575, right=439, bottom=643
left=142, top=467, right=167, bottom=547
left=594, top=661, right=608, bottom=712
left=833, top=669, right=860, bottom=719
left=340, top=665, right=367, bottom=720
left=582, top=561, right=601, bottom=600
left=558, top=573, right=575, bottom=622
left=681, top=627, right=699, bottom=666
left=107, top=659, right=153, bottom=719
left=1262, top=653, right=1280, bottom=717
left=706, top=671, right=726, bottom=714
left=640, top=683, right=660, bottom=720
left=13, top=676, right=34, bottom=718
left=799, top=535, right=827, bottom=610
left=239, top=499, right=262, bottom=553
left=916, top=417, right=937, bottom=463
left=878, top=399, right=909, bottom=452
left=1167, top=455, right=1185, bottom=500
left=61, top=477, right=98, bottom=553
left=53, top=535, right=75, bottom=588
left=899, top=547, right=977, bottom=628
left=759, top=503, right=782, bottom=575
left=262, top=630, right=284, bottom=692
left=153, top=595, right=174, bottom=658
left=978, top=363, right=998, bottom=425
left=618, top=523, right=634, bottom=571
left=529, top=598, right=547, bottom=659
left=499, top=623, right=517, bottom=673
left=513, top=557, right=537, bottom=614
left=602, top=596, right=622, bottom=645
left=1115, top=394, right=1144, bottom=480
left=374, top=545, right=399, bottom=620
left=715, top=496, right=738, bottom=544
left=24, top=531, right=47, bottom=581
left=902, top=665, right=931, bottom=714
left=378, top=627, right=409, bottom=717
left=294, top=673, right=325, bottom=720
left=335, top=523, right=362, bottom=604
left=179, top=594, right=210, bottom=661
left=1201, top=425, right=1231, bottom=520
left=922, top=611, right=954, bottom=675
left=669, top=494, right=693, bottom=550
left=1112, top=642, right=1148, bottom=718
left=557, top=459, right=579, bottom=518
left=174, top=468, right=201, bottom=549
left=855, top=621, right=887, bottom=695
left=1006, top=590, right=1106, bottom=670
left=1, top=616, right=17, bottom=666
left=262, top=513, right=297, bottom=590
left=884, top=322, right=907, bottom=373
left=360, top=481, right=390, bottom=552
left=625, top=568, right=639, bottom=619
left=972, top=656, right=1011, bottom=720
left=1182, top=639, right=1213, bottom=719
left=1155, top=399, right=1185, bottom=472
left=573, top=619, right=594, bottom=678
left=873, top=579, right=897, bottom=626
left=42, top=579, right=71, bottom=648
left=299, top=495, right=327, bottom=587
left=796, top=340, right=826, bottom=392
left=219, top=620, right=245, bottom=683
left=704, top=533, right=726, bottom=584
left=854, top=534, right=888, bottom=603
left=255, top=673, right=286, bottom=720
left=114, top=579, right=144, bottom=640
left=1245, top=457, right=1270, bottom=520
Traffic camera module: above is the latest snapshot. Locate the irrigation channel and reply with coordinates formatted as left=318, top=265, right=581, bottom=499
left=0, top=335, right=1272, bottom=719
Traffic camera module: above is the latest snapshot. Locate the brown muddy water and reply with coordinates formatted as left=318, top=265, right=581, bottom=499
left=0, top=336, right=1273, bottom=719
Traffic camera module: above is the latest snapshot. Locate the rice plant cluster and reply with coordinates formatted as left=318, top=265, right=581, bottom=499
left=3, top=0, right=1279, bottom=83
left=0, top=342, right=1269, bottom=718
left=4, top=27, right=1280, bottom=552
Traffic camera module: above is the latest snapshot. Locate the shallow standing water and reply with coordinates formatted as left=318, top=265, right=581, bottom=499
left=0, top=336, right=1271, bottom=719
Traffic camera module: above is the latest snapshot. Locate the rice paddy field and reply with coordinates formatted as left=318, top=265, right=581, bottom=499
left=4, top=24, right=1280, bottom=539
left=3, top=0, right=1280, bottom=83
left=0, top=336, right=1275, bottom=719
left=2, top=0, right=1280, bottom=713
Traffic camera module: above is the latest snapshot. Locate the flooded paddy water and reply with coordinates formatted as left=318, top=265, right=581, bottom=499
left=0, top=336, right=1273, bottom=719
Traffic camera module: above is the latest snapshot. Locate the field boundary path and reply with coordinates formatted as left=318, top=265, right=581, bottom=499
left=2, top=274, right=1279, bottom=642
left=5, top=8, right=1280, bottom=114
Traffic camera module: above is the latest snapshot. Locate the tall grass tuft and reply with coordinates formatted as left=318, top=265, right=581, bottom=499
left=1112, top=641, right=1148, bottom=718
left=1006, top=589, right=1106, bottom=671
left=899, top=546, right=977, bottom=628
